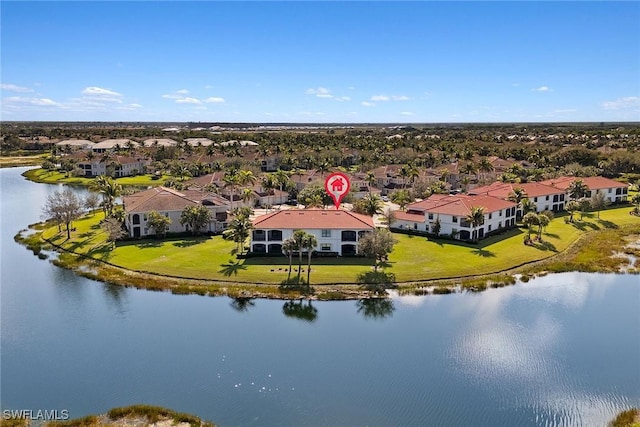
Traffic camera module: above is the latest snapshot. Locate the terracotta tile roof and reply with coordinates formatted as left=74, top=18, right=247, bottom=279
left=541, top=176, right=627, bottom=190
left=253, top=209, right=375, bottom=230
left=407, top=193, right=516, bottom=216
left=124, top=186, right=199, bottom=213
left=470, top=181, right=563, bottom=199
left=394, top=211, right=426, bottom=222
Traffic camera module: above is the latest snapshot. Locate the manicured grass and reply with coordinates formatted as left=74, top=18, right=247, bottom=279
left=40, top=205, right=639, bottom=285
left=23, top=168, right=170, bottom=186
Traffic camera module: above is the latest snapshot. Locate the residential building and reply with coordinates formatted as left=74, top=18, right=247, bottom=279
left=470, top=181, right=566, bottom=213
left=394, top=193, right=517, bottom=241
left=72, top=154, right=150, bottom=177
left=56, top=139, right=93, bottom=151
left=92, top=139, right=135, bottom=153
left=123, top=186, right=230, bottom=238
left=250, top=209, right=375, bottom=255
left=540, top=176, right=628, bottom=203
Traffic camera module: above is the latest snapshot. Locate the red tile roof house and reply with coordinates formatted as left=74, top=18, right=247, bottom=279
left=393, top=194, right=517, bottom=241
left=540, top=176, right=629, bottom=203
left=469, top=181, right=566, bottom=214
left=250, top=209, right=375, bottom=255
left=123, top=186, right=230, bottom=238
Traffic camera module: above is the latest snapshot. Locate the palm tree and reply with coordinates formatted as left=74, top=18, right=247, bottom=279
left=536, top=213, right=550, bottom=241
left=365, top=171, right=377, bottom=194
left=465, top=206, right=485, bottom=243
left=390, top=190, right=411, bottom=211
left=282, top=237, right=297, bottom=281
left=292, top=230, right=307, bottom=283
left=240, top=188, right=256, bottom=206
left=90, top=175, right=122, bottom=217
left=360, top=194, right=383, bottom=216
left=223, top=170, right=240, bottom=209
left=565, top=200, right=580, bottom=222
left=261, top=174, right=276, bottom=211
left=508, top=187, right=528, bottom=219
left=303, top=233, right=318, bottom=285
left=631, top=193, right=640, bottom=214
left=237, top=169, right=257, bottom=187
left=568, top=179, right=589, bottom=200
left=478, top=157, right=494, bottom=183
left=520, top=198, right=536, bottom=217
left=223, top=215, right=253, bottom=253
left=380, top=208, right=396, bottom=228
left=522, top=212, right=539, bottom=242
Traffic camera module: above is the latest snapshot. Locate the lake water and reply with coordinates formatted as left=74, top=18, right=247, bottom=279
left=1, top=167, right=639, bottom=427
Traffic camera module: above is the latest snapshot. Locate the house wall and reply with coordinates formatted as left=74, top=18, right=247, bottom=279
left=394, top=207, right=517, bottom=240
left=250, top=227, right=370, bottom=255
left=126, top=207, right=225, bottom=238
left=528, top=193, right=565, bottom=212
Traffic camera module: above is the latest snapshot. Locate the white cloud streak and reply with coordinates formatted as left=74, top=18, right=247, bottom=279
left=602, top=96, right=639, bottom=110
left=1, top=84, right=34, bottom=93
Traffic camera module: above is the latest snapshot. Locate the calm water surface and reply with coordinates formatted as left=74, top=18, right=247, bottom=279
left=1, top=167, right=639, bottom=426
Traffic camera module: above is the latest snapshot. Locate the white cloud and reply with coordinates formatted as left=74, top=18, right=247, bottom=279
left=1, top=83, right=33, bottom=93
left=306, top=87, right=332, bottom=97
left=3, top=96, right=61, bottom=107
left=82, top=86, right=122, bottom=97
left=370, top=95, right=409, bottom=102
left=176, top=97, right=202, bottom=104
left=400, top=111, right=415, bottom=116
left=306, top=87, right=351, bottom=102
left=204, top=85, right=213, bottom=89
left=162, top=94, right=181, bottom=99
left=532, top=86, right=551, bottom=92
left=361, top=101, right=375, bottom=107
left=602, top=96, right=640, bottom=110
left=204, top=97, right=225, bottom=104
left=554, top=109, right=576, bottom=113
left=176, top=89, right=189, bottom=94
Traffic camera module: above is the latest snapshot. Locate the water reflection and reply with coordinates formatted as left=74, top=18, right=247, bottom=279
left=103, top=283, right=129, bottom=317
left=229, top=297, right=255, bottom=313
left=282, top=299, right=318, bottom=322
left=355, top=298, right=395, bottom=320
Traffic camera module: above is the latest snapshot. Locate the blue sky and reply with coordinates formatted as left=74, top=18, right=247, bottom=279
left=1, top=1, right=639, bottom=123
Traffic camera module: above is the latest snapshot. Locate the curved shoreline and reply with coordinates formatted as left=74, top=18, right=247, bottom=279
left=16, top=218, right=640, bottom=301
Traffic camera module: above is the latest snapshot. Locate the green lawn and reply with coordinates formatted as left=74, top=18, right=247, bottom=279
left=23, top=168, right=170, bottom=186
left=41, top=205, right=639, bottom=285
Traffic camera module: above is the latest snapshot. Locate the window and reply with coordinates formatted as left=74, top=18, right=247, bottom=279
left=488, top=213, right=492, bottom=219
left=545, top=195, right=549, bottom=201
left=143, top=214, right=148, bottom=221
left=498, top=221, right=502, bottom=228
left=488, top=225, right=492, bottom=231
left=428, top=213, right=434, bottom=220
left=321, top=229, right=331, bottom=237
left=534, top=197, right=538, bottom=202
left=608, top=188, right=612, bottom=193
left=452, top=216, right=458, bottom=223
left=321, top=243, right=331, bottom=251
left=413, top=223, right=418, bottom=230
left=499, top=210, right=502, bottom=217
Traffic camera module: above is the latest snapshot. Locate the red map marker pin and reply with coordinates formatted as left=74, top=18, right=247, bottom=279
left=324, top=172, right=351, bottom=210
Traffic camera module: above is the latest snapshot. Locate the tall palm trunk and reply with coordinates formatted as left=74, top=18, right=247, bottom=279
left=307, top=251, right=312, bottom=285
left=287, top=253, right=293, bottom=281
left=297, top=250, right=303, bottom=283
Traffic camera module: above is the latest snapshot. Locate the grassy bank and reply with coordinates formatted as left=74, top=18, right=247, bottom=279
left=23, top=204, right=638, bottom=299
left=0, top=154, right=48, bottom=168
left=41, top=404, right=215, bottom=427
left=22, top=168, right=169, bottom=187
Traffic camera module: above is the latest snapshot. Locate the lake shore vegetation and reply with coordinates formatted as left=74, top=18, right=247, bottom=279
left=16, top=202, right=639, bottom=300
